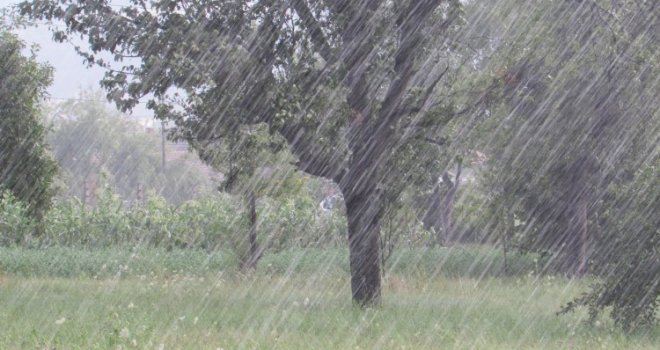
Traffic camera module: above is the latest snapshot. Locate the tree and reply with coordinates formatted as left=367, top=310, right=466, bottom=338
left=21, top=0, right=464, bottom=305
left=48, top=91, right=214, bottom=205
left=465, top=0, right=658, bottom=275
left=422, top=155, right=462, bottom=245
left=459, top=0, right=659, bottom=329
left=561, top=156, right=659, bottom=331
left=192, top=123, right=297, bottom=270
left=0, top=31, right=57, bottom=235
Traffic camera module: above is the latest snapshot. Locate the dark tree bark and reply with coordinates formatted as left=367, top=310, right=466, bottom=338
left=576, top=192, right=588, bottom=276
left=558, top=158, right=591, bottom=276
left=241, top=191, right=262, bottom=270
left=503, top=211, right=514, bottom=275
left=423, top=158, right=462, bottom=245
left=422, top=183, right=442, bottom=241
left=441, top=159, right=462, bottom=243
left=345, top=191, right=382, bottom=306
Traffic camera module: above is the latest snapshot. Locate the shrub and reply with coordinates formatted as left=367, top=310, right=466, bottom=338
left=0, top=191, right=35, bottom=246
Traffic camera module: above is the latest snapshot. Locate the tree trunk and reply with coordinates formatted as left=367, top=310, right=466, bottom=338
left=241, top=191, right=261, bottom=270
left=441, top=190, right=454, bottom=244
left=424, top=159, right=462, bottom=246
left=345, top=192, right=382, bottom=307
left=503, top=211, right=514, bottom=275
left=576, top=193, right=588, bottom=276
left=443, top=159, right=462, bottom=243
left=422, top=183, right=442, bottom=245
left=563, top=160, right=590, bottom=277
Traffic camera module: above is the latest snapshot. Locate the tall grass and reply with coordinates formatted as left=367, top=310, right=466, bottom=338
left=1, top=247, right=657, bottom=348
left=1, top=273, right=657, bottom=349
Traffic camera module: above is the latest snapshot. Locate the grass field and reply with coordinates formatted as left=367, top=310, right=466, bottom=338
left=1, top=247, right=658, bottom=349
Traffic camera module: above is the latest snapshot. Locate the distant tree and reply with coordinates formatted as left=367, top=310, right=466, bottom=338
left=0, top=31, right=57, bottom=234
left=422, top=155, right=463, bottom=245
left=463, top=0, right=659, bottom=330
left=21, top=0, right=465, bottom=305
left=561, top=156, right=659, bottom=331
left=468, top=0, right=658, bottom=275
left=48, top=91, right=213, bottom=204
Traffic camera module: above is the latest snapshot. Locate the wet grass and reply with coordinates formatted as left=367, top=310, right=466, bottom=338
left=0, top=247, right=657, bottom=349
left=0, top=245, right=537, bottom=279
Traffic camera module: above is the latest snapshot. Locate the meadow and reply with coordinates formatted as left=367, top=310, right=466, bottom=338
left=1, top=247, right=657, bottom=349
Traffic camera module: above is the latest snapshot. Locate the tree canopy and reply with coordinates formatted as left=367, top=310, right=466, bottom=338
left=47, top=91, right=214, bottom=205
left=0, top=31, right=57, bottom=229
left=460, top=0, right=659, bottom=328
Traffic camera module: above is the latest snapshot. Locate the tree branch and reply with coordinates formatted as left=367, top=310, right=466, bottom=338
left=400, top=64, right=450, bottom=116
left=423, top=136, right=449, bottom=147
left=291, top=0, right=335, bottom=62
left=278, top=122, right=346, bottom=181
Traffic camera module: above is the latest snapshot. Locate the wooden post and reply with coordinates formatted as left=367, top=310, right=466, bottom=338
left=84, top=172, right=98, bottom=207
left=576, top=193, right=588, bottom=276
left=136, top=183, right=144, bottom=205
left=503, top=211, right=514, bottom=276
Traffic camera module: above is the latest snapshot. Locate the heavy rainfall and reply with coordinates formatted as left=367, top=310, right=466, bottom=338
left=0, top=0, right=658, bottom=348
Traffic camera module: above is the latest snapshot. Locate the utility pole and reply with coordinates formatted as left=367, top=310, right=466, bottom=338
left=161, top=121, right=166, bottom=172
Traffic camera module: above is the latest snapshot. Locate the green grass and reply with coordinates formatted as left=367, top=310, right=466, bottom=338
left=0, top=245, right=537, bottom=279
left=0, top=247, right=657, bottom=349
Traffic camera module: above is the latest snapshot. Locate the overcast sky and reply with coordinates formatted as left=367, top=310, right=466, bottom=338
left=1, top=0, right=153, bottom=119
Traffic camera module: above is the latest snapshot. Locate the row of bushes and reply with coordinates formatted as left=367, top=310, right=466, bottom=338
left=0, top=188, right=347, bottom=253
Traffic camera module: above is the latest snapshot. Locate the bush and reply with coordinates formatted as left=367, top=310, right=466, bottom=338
left=259, top=194, right=346, bottom=251
left=34, top=188, right=346, bottom=259
left=41, top=189, right=247, bottom=250
left=0, top=191, right=35, bottom=246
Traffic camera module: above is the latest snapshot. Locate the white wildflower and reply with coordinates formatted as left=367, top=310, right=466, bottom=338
left=119, top=327, right=130, bottom=339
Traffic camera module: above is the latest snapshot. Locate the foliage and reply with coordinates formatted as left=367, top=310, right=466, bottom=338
left=0, top=191, right=35, bottom=246
left=0, top=185, right=346, bottom=259
left=451, top=185, right=494, bottom=244
left=481, top=0, right=650, bottom=270
left=40, top=189, right=245, bottom=250
left=562, top=159, right=660, bottom=331
left=0, top=31, right=57, bottom=227
left=463, top=0, right=659, bottom=328
left=379, top=191, right=434, bottom=266
left=260, top=193, right=346, bottom=251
